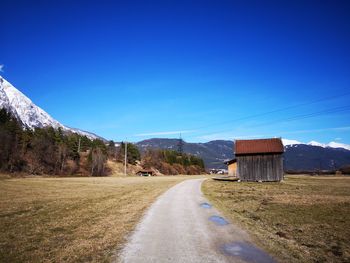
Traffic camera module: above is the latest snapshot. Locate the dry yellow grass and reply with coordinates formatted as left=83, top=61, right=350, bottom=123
left=202, top=175, right=350, bottom=263
left=0, top=175, right=203, bottom=262
left=106, top=161, right=143, bottom=176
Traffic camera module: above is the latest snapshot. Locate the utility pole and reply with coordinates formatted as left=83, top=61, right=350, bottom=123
left=124, top=140, right=128, bottom=176
left=177, top=133, right=183, bottom=154
left=77, top=137, right=81, bottom=153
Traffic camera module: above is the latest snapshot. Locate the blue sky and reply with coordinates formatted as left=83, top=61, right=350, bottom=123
left=1, top=0, right=350, bottom=143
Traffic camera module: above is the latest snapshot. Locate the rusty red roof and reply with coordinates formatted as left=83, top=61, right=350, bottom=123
left=235, top=138, right=284, bottom=155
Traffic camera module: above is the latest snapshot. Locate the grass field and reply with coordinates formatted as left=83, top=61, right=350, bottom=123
left=202, top=175, right=350, bottom=263
left=0, top=175, right=202, bottom=262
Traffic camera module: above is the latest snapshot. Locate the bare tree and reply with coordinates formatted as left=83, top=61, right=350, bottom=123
left=90, top=147, right=106, bottom=176
left=56, top=143, right=68, bottom=174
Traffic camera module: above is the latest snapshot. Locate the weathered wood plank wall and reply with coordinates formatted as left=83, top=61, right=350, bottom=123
left=236, top=154, right=283, bottom=181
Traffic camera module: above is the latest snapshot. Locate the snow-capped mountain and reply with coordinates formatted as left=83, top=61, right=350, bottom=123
left=282, top=138, right=350, bottom=151
left=327, top=142, right=350, bottom=151
left=0, top=76, right=101, bottom=140
left=307, top=141, right=327, bottom=148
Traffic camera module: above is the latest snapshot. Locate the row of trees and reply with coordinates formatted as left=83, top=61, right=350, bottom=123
left=142, top=149, right=205, bottom=175
left=0, top=109, right=108, bottom=176
left=0, top=109, right=206, bottom=176
left=106, top=143, right=205, bottom=175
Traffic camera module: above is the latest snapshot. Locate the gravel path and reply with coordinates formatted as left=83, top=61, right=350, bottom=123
left=119, top=178, right=276, bottom=263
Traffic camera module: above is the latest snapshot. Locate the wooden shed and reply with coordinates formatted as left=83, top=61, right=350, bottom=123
left=235, top=138, right=284, bottom=182
left=224, top=159, right=237, bottom=177
left=136, top=170, right=154, bottom=176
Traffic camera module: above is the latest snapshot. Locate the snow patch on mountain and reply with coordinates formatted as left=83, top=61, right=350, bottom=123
left=308, top=141, right=327, bottom=148
left=283, top=138, right=350, bottom=151
left=282, top=139, right=302, bottom=146
left=327, top=142, right=350, bottom=151
left=307, top=141, right=350, bottom=150
left=1, top=76, right=64, bottom=129
left=0, top=76, right=100, bottom=140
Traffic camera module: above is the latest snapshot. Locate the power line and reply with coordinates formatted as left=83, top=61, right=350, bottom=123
left=253, top=105, right=350, bottom=128
left=273, top=106, right=350, bottom=123
left=191, top=91, right=350, bottom=132
left=131, top=90, right=350, bottom=140
left=195, top=105, right=350, bottom=137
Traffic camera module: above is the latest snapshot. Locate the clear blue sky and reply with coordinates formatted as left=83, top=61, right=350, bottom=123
left=1, top=0, right=350, bottom=143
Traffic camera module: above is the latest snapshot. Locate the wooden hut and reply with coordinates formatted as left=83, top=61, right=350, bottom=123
left=235, top=138, right=284, bottom=182
left=136, top=169, right=154, bottom=176
left=224, top=159, right=237, bottom=177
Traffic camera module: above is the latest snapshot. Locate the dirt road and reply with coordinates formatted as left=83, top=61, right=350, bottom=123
left=119, top=179, right=275, bottom=263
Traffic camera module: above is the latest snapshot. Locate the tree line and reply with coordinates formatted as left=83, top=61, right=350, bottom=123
left=0, top=108, right=206, bottom=176
left=141, top=149, right=205, bottom=175
left=0, top=109, right=108, bottom=176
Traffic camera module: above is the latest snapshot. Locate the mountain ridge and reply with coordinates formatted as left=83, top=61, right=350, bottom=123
left=0, top=76, right=102, bottom=140
left=282, top=138, right=350, bottom=151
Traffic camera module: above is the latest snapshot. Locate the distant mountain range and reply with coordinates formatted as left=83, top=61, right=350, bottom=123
left=136, top=138, right=234, bottom=169
left=0, top=76, right=101, bottom=140
left=282, top=139, right=350, bottom=151
left=136, top=138, right=350, bottom=171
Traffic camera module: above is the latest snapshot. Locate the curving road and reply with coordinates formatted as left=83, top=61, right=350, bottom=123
left=119, top=179, right=276, bottom=263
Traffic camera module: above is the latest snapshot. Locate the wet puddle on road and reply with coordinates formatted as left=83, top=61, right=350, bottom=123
left=209, top=215, right=229, bottom=225
left=200, top=202, right=212, bottom=208
left=221, top=242, right=276, bottom=263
